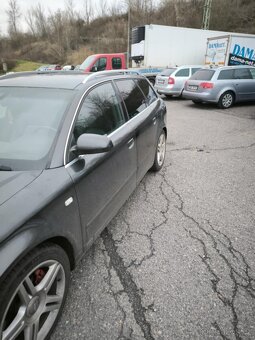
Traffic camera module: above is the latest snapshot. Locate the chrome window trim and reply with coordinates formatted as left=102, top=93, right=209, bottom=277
left=64, top=79, right=160, bottom=166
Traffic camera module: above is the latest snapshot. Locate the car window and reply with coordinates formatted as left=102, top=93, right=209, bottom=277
left=115, top=79, right=147, bottom=118
left=191, top=68, right=201, bottom=75
left=94, top=57, right=107, bottom=71
left=175, top=68, right=190, bottom=77
left=136, top=78, right=157, bottom=105
left=73, top=82, right=125, bottom=142
left=190, top=69, right=215, bottom=80
left=234, top=68, right=253, bottom=79
left=0, top=87, right=74, bottom=170
left=217, top=69, right=234, bottom=80
left=250, top=68, right=255, bottom=79
left=159, top=68, right=176, bottom=76
left=112, top=58, right=122, bottom=69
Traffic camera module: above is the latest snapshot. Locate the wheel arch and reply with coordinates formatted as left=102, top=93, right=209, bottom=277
left=0, top=228, right=77, bottom=284
left=217, top=88, right=236, bottom=102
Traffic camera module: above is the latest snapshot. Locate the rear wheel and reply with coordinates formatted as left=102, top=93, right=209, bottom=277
left=151, top=130, right=166, bottom=172
left=0, top=244, right=70, bottom=340
left=218, top=91, right=234, bottom=109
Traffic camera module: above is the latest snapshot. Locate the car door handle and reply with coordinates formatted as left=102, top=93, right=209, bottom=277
left=127, top=138, right=134, bottom=149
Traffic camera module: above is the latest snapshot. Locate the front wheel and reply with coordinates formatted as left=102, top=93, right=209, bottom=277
left=218, top=91, right=235, bottom=109
left=151, top=130, right=166, bottom=172
left=0, top=243, right=70, bottom=340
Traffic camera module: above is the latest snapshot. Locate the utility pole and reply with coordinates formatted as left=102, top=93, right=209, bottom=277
left=127, top=1, right=131, bottom=67
left=202, top=0, right=212, bottom=30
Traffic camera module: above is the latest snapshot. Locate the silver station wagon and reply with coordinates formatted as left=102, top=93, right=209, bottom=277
left=183, top=66, right=255, bottom=109
left=154, top=65, right=202, bottom=98
left=0, top=70, right=167, bottom=340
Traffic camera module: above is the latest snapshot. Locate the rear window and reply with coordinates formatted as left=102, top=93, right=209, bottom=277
left=190, top=69, right=215, bottom=81
left=175, top=68, right=189, bottom=77
left=159, top=68, right=176, bottom=76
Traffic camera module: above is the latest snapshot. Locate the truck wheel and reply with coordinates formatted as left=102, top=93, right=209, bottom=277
left=218, top=91, right=235, bottom=109
left=151, top=130, right=166, bottom=172
left=0, top=243, right=70, bottom=340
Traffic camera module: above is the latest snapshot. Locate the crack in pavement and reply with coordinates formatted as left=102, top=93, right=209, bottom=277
left=102, top=228, right=155, bottom=340
left=169, top=142, right=255, bottom=153
left=101, top=247, right=127, bottom=340
left=160, top=170, right=254, bottom=340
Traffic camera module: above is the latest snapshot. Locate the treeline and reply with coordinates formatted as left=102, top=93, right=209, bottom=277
left=0, top=0, right=254, bottom=68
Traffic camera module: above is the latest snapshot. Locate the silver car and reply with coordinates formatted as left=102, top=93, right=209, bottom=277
left=183, top=66, right=255, bottom=109
left=155, top=65, right=202, bottom=97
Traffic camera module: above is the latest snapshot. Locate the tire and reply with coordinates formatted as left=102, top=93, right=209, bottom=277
left=0, top=243, right=70, bottom=340
left=151, top=130, right=166, bottom=172
left=218, top=91, right=235, bottom=109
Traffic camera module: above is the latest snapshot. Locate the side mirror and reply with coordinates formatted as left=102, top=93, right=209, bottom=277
left=90, top=65, right=98, bottom=72
left=76, top=133, right=113, bottom=154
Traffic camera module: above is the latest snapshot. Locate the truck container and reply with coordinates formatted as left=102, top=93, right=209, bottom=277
left=131, top=24, right=233, bottom=68
left=205, top=34, right=255, bottom=67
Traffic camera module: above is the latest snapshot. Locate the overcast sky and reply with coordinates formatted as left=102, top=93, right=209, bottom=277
left=0, top=0, right=125, bottom=35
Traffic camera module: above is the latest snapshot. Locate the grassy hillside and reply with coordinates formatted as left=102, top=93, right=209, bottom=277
left=12, top=60, right=46, bottom=72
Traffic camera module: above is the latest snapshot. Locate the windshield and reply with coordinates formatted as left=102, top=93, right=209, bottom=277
left=79, top=55, right=96, bottom=71
left=0, top=87, right=74, bottom=171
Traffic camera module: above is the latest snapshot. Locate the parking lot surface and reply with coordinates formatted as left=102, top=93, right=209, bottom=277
left=52, top=98, right=255, bottom=340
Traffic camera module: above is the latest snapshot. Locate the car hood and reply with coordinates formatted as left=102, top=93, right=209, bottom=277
left=0, top=170, right=42, bottom=206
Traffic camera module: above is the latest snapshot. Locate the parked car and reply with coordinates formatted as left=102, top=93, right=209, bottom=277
left=183, top=66, right=255, bottom=109
left=62, top=65, right=75, bottom=71
left=0, top=71, right=167, bottom=339
left=154, top=65, right=202, bottom=97
left=36, top=65, right=49, bottom=71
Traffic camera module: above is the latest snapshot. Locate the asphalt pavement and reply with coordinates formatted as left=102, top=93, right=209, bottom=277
left=52, top=98, right=255, bottom=340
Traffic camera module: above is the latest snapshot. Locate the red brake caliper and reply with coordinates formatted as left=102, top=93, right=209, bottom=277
left=34, top=268, right=46, bottom=285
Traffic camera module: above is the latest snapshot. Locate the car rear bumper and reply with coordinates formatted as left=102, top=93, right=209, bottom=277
left=155, top=86, right=182, bottom=96
left=182, top=90, right=218, bottom=103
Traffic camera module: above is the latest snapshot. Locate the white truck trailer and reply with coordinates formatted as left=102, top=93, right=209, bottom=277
left=131, top=24, right=231, bottom=68
left=205, top=34, right=255, bottom=67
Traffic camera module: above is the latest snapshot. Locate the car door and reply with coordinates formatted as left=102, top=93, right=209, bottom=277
left=233, top=67, right=255, bottom=101
left=66, top=81, right=137, bottom=248
left=115, top=78, right=159, bottom=183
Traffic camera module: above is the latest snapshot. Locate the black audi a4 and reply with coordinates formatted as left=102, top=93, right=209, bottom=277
left=0, top=70, right=167, bottom=340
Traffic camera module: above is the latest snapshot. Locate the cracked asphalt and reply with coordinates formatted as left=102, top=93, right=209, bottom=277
left=52, top=98, right=255, bottom=340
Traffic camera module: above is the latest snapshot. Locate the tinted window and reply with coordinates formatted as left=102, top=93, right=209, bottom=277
left=159, top=68, right=176, bottom=76
left=250, top=68, right=255, bottom=79
left=136, top=78, right=157, bottom=105
left=112, top=58, right=122, bottom=69
left=175, top=68, right=190, bottom=77
left=74, top=82, right=125, bottom=141
left=191, top=68, right=201, bottom=75
left=218, top=69, right=234, bottom=80
left=115, top=79, right=147, bottom=118
left=190, top=69, right=215, bottom=80
left=234, top=68, right=252, bottom=79
left=94, top=57, right=107, bottom=71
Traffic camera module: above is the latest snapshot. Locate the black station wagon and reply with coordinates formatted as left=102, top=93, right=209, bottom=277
left=0, top=70, right=167, bottom=340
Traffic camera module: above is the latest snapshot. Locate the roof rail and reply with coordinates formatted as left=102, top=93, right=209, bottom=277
left=82, top=69, right=140, bottom=84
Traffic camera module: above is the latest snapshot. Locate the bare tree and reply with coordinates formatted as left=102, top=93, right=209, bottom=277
left=6, top=0, right=21, bottom=36
left=82, top=0, right=95, bottom=24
